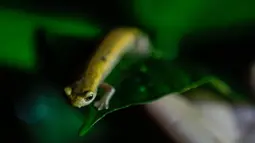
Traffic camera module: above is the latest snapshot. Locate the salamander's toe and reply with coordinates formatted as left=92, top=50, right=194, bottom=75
left=94, top=100, right=108, bottom=111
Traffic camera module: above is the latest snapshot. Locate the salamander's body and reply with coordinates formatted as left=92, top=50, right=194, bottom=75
left=64, top=27, right=151, bottom=110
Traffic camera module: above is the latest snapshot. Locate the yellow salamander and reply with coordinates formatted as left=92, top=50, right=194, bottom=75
left=64, top=27, right=151, bottom=110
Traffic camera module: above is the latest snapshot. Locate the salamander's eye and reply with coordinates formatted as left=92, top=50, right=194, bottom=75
left=84, top=91, right=95, bottom=102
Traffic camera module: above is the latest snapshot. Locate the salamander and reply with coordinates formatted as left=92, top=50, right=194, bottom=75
left=64, top=27, right=151, bottom=110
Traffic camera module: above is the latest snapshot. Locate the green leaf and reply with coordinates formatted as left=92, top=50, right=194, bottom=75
left=78, top=58, right=220, bottom=136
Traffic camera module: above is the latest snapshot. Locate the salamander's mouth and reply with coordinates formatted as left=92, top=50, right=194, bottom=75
left=71, top=96, right=91, bottom=108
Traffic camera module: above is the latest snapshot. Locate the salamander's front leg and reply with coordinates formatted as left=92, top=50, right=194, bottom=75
left=94, top=82, right=115, bottom=111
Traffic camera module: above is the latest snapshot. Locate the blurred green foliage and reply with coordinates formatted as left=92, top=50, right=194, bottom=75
left=0, top=9, right=100, bottom=71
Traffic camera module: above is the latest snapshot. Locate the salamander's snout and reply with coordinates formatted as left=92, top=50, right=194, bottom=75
left=71, top=96, right=87, bottom=108
left=64, top=86, right=72, bottom=96
left=64, top=87, right=94, bottom=108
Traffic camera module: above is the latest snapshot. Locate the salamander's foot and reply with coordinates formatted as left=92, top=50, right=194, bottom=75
left=94, top=98, right=109, bottom=111
left=94, top=83, right=115, bottom=111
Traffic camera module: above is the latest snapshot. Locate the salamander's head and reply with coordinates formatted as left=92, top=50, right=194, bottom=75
left=64, top=87, right=96, bottom=108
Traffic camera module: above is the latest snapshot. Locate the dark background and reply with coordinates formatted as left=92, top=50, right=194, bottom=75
left=1, top=0, right=255, bottom=143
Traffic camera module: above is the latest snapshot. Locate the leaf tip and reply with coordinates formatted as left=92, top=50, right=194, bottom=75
left=78, top=130, right=86, bottom=137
